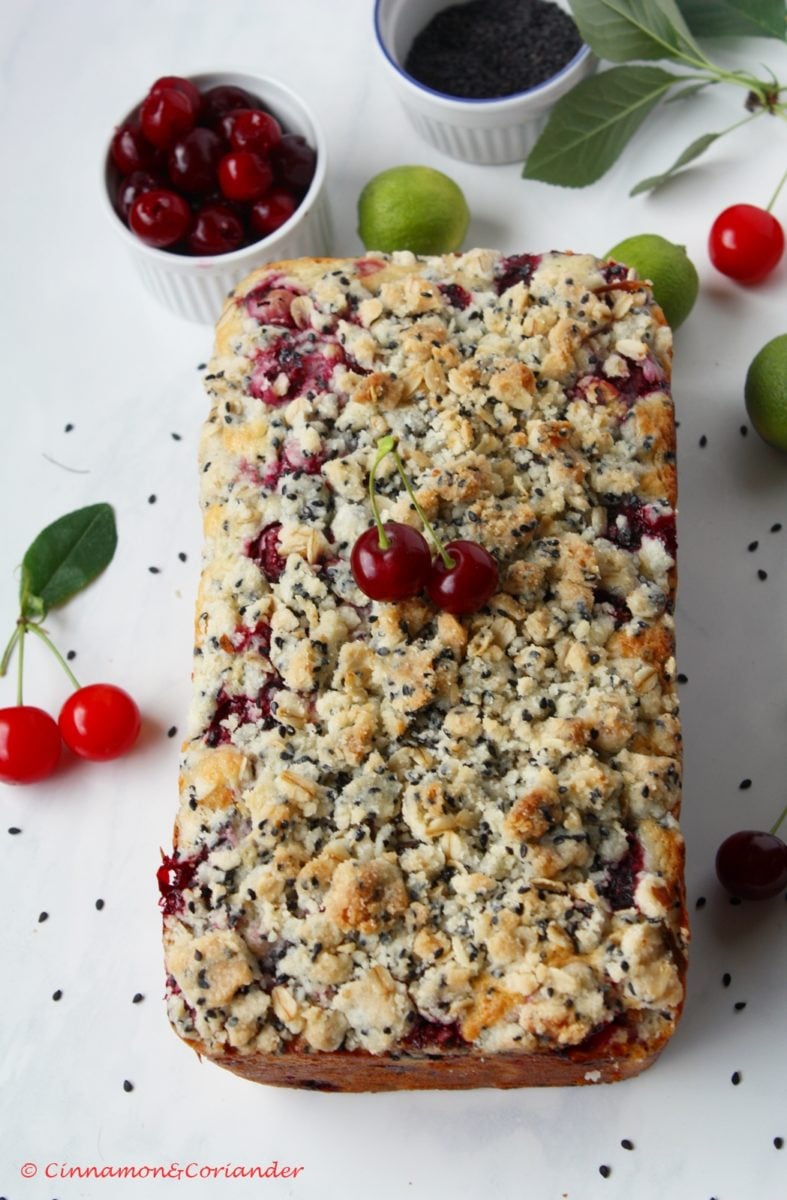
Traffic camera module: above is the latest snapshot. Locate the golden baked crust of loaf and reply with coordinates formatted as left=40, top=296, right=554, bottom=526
left=162, top=250, right=687, bottom=1090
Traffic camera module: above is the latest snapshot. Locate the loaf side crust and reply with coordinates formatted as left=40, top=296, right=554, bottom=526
left=162, top=249, right=687, bottom=1090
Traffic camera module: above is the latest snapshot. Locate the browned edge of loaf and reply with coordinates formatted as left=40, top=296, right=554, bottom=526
left=186, top=1022, right=678, bottom=1091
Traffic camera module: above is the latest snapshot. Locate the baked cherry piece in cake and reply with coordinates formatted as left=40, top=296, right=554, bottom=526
left=163, top=249, right=686, bottom=1090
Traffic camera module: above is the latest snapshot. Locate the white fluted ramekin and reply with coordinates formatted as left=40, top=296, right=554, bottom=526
left=373, top=0, right=596, bottom=166
left=102, top=72, right=332, bottom=324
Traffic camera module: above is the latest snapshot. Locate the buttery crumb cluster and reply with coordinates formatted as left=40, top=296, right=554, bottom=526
left=163, top=249, right=687, bottom=1063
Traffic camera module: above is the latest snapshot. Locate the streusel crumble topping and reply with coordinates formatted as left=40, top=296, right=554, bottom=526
left=163, top=250, right=687, bottom=1062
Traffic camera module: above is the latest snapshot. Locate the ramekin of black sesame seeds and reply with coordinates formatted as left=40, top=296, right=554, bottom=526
left=373, top=0, right=595, bottom=164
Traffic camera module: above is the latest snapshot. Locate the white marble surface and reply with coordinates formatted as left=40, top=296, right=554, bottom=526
left=1, top=2, right=787, bottom=1198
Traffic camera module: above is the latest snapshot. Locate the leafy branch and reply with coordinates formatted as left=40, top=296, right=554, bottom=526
left=522, top=0, right=787, bottom=193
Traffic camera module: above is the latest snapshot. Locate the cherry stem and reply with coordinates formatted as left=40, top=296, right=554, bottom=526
left=383, top=439, right=456, bottom=570
left=24, top=621, right=81, bottom=690
left=369, top=437, right=395, bottom=549
left=766, top=165, right=787, bottom=213
left=770, top=803, right=787, bottom=837
left=16, top=623, right=25, bottom=707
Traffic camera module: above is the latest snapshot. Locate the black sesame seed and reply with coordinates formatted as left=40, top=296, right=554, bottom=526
left=197, top=362, right=207, bottom=370
left=740, top=424, right=748, bottom=436
left=52, top=989, right=62, bottom=1001
left=699, top=434, right=707, bottom=447
left=774, top=1137, right=784, bottom=1149
left=8, top=827, right=21, bottom=835
left=739, top=778, right=752, bottom=790
left=123, top=1079, right=134, bottom=1093
left=65, top=422, right=74, bottom=432
left=731, top=1070, right=741, bottom=1085
left=677, top=672, right=688, bottom=684
left=168, top=726, right=178, bottom=738
left=95, top=898, right=105, bottom=911
left=758, top=568, right=768, bottom=580
left=66, top=649, right=77, bottom=661
left=178, top=552, right=188, bottom=562
left=748, top=540, right=759, bottom=552
left=771, top=523, right=782, bottom=533
left=38, top=911, right=49, bottom=922
left=695, top=896, right=706, bottom=910
left=171, top=432, right=182, bottom=441
left=132, top=993, right=144, bottom=1004
left=734, top=1001, right=747, bottom=1011
left=148, top=494, right=157, bottom=504
left=722, top=973, right=732, bottom=987
left=599, top=1165, right=611, bottom=1178
left=148, top=566, right=161, bottom=574
left=730, top=895, right=742, bottom=905
left=621, top=1139, right=634, bottom=1151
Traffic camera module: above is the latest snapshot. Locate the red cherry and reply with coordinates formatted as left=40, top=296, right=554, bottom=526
left=111, top=121, right=157, bottom=174
left=188, top=202, right=245, bottom=256
left=249, top=188, right=298, bottom=237
left=716, top=829, right=787, bottom=900
left=168, top=126, right=224, bottom=194
left=271, top=134, right=317, bottom=192
left=116, top=169, right=163, bottom=222
left=201, top=84, right=258, bottom=127
left=59, top=684, right=141, bottom=761
left=427, top=541, right=498, bottom=614
left=229, top=108, right=282, bottom=155
left=149, top=75, right=201, bottom=116
left=0, top=705, right=61, bottom=785
left=218, top=151, right=273, bottom=202
left=129, top=188, right=191, bottom=247
left=140, top=86, right=196, bottom=149
left=708, top=204, right=785, bottom=284
left=351, top=522, right=432, bottom=602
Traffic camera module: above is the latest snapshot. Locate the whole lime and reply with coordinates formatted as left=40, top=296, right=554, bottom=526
left=744, top=333, right=787, bottom=451
left=604, top=233, right=699, bottom=330
left=357, top=165, right=470, bottom=255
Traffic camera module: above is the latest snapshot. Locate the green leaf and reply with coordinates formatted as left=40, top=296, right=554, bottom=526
left=629, top=130, right=722, bottom=193
left=20, top=503, right=118, bottom=619
left=665, top=79, right=716, bottom=102
left=523, top=66, right=680, bottom=187
left=677, top=0, right=786, bottom=41
left=569, top=0, right=707, bottom=64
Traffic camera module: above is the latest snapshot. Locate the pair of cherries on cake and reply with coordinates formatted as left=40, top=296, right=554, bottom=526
left=350, top=437, right=498, bottom=614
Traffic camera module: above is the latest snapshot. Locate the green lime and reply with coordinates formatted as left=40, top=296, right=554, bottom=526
left=745, top=333, right=787, bottom=451
left=604, top=233, right=699, bottom=330
left=357, top=165, right=470, bottom=256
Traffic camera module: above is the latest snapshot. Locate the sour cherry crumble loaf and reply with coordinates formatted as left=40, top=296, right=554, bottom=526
left=161, top=249, right=688, bottom=1090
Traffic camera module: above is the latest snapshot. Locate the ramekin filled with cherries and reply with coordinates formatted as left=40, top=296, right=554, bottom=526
left=103, top=72, right=331, bottom=322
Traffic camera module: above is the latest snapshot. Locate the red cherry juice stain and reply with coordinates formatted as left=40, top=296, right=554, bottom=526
left=495, top=253, right=542, bottom=294
left=440, top=282, right=472, bottom=309
left=229, top=619, right=272, bottom=655
left=601, top=838, right=644, bottom=911
left=356, top=258, right=386, bottom=277
left=606, top=499, right=677, bottom=557
left=248, top=332, right=344, bottom=406
left=204, top=676, right=284, bottom=747
left=157, top=847, right=208, bottom=915
left=593, top=587, right=632, bottom=628
left=247, top=522, right=286, bottom=581
left=244, top=276, right=304, bottom=327
left=403, top=1017, right=465, bottom=1050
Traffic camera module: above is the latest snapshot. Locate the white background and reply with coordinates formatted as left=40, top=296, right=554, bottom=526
left=1, top=2, right=786, bottom=1198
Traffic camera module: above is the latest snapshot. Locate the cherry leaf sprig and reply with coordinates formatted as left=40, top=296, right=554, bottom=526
left=522, top=0, right=787, bottom=194
left=0, top=502, right=141, bottom=785
left=2, top=503, right=118, bottom=695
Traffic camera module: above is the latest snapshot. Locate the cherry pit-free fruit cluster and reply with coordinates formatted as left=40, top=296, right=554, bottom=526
left=110, top=75, right=317, bottom=255
left=0, top=504, right=140, bottom=786
left=350, top=437, right=498, bottom=614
